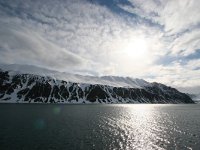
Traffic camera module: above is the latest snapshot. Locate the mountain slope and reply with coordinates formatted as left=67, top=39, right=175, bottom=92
left=0, top=67, right=194, bottom=104
left=0, top=64, right=151, bottom=88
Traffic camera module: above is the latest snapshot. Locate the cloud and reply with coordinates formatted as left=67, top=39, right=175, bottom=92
left=127, top=0, right=200, bottom=34
left=169, top=28, right=200, bottom=56
left=0, top=0, right=200, bottom=93
left=145, top=60, right=200, bottom=89
left=0, top=0, right=131, bottom=74
left=0, top=21, right=85, bottom=71
left=159, top=0, right=200, bottom=34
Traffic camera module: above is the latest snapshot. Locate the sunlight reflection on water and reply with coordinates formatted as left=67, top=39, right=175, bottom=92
left=101, top=105, right=163, bottom=149
left=95, top=104, right=198, bottom=150
left=0, top=104, right=199, bottom=150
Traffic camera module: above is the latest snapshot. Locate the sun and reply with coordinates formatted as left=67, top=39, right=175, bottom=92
left=111, top=35, right=151, bottom=74
left=123, top=38, right=148, bottom=60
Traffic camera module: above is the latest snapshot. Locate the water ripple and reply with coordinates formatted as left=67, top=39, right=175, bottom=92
left=0, top=104, right=200, bottom=150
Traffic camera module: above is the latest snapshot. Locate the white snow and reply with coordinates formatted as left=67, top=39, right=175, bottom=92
left=0, top=64, right=151, bottom=88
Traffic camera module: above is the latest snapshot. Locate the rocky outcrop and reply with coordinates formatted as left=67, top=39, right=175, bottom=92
left=0, top=69, right=194, bottom=104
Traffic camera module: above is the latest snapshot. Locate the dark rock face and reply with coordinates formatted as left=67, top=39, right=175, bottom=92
left=0, top=69, right=194, bottom=104
left=86, top=85, right=109, bottom=102
left=144, top=82, right=194, bottom=103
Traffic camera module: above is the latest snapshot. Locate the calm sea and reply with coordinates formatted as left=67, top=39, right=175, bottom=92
left=0, top=104, right=199, bottom=150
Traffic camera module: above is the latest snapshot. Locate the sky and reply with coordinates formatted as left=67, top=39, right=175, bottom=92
left=0, top=0, right=200, bottom=93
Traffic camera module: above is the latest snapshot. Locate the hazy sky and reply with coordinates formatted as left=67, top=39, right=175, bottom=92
left=0, top=0, right=200, bottom=91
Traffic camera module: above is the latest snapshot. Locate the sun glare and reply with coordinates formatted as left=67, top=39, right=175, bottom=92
left=111, top=35, right=152, bottom=75
left=124, top=38, right=148, bottom=60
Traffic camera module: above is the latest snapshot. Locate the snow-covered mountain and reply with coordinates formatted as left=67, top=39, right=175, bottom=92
left=0, top=64, right=194, bottom=104
left=0, top=64, right=150, bottom=88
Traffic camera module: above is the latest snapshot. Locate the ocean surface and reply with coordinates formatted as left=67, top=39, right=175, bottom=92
left=0, top=104, right=199, bottom=150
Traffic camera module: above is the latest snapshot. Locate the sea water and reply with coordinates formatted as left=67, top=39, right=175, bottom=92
left=0, top=104, right=199, bottom=150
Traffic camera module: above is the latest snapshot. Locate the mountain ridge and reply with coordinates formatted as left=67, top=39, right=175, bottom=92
left=0, top=65, right=194, bottom=104
left=0, top=64, right=152, bottom=88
